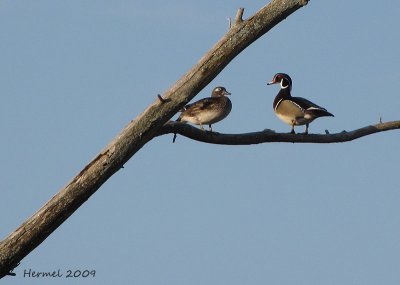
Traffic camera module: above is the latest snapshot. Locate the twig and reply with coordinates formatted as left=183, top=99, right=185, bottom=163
left=173, top=132, right=178, bottom=143
left=157, top=94, right=170, bottom=103
left=235, top=8, right=244, bottom=25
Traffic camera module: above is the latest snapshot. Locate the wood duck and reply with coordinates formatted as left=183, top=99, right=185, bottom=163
left=176, top=86, right=232, bottom=132
left=267, top=73, right=334, bottom=134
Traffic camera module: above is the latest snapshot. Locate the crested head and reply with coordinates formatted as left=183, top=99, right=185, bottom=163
left=211, top=86, right=231, bottom=97
left=267, top=73, right=292, bottom=90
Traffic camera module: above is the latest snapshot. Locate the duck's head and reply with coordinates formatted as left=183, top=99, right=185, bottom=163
left=211, top=86, right=231, bottom=97
left=267, top=73, right=292, bottom=90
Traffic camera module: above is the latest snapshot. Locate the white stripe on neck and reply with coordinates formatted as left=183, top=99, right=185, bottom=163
left=280, top=79, right=290, bottom=89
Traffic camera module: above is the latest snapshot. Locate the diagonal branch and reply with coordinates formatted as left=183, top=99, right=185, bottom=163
left=0, top=0, right=310, bottom=278
left=158, top=120, right=400, bottom=144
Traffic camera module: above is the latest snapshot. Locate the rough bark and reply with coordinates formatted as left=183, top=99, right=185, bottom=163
left=0, top=0, right=310, bottom=278
left=160, top=120, right=400, bottom=144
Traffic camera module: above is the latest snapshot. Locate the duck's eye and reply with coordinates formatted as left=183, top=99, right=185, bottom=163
left=215, top=87, right=221, bottom=91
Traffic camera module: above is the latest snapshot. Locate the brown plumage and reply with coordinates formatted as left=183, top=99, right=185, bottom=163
left=177, top=86, right=232, bottom=132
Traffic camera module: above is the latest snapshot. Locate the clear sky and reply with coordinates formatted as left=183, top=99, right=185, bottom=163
left=1, top=1, right=399, bottom=284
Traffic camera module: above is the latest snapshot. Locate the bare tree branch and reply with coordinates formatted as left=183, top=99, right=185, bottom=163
left=159, top=120, right=400, bottom=145
left=0, top=0, right=310, bottom=278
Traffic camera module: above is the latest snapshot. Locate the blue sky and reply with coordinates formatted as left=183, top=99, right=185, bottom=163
left=1, top=1, right=399, bottom=284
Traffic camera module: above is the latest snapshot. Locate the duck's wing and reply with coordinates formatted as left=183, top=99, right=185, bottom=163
left=291, top=97, right=325, bottom=110
left=291, top=97, right=334, bottom=117
left=182, top=97, right=217, bottom=112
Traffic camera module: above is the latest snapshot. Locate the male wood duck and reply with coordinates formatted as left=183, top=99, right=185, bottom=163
left=176, top=86, right=232, bottom=132
left=267, top=73, right=334, bottom=134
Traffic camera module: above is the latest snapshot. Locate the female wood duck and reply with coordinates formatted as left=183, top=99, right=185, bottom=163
left=176, top=86, right=232, bottom=132
left=267, top=73, right=334, bottom=134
